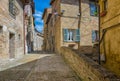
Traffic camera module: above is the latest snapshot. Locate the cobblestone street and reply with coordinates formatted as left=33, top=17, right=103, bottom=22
left=0, top=53, right=81, bottom=81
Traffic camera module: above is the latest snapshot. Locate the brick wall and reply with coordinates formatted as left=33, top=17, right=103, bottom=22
left=60, top=47, right=120, bottom=81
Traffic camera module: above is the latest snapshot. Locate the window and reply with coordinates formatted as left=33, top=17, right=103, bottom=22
left=104, top=0, right=108, bottom=11
left=92, top=30, right=99, bottom=43
left=90, top=2, right=98, bottom=16
left=63, top=29, right=80, bottom=42
left=18, top=34, right=21, bottom=40
left=100, top=0, right=108, bottom=17
left=0, top=26, right=3, bottom=33
left=9, top=0, right=16, bottom=18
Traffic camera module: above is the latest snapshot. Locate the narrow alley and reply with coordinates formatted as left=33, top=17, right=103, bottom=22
left=0, top=53, right=81, bottom=81
left=0, top=0, right=120, bottom=81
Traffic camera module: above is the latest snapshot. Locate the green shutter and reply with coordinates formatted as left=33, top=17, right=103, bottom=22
left=92, top=30, right=96, bottom=43
left=63, top=29, right=68, bottom=42
left=75, top=29, right=80, bottom=42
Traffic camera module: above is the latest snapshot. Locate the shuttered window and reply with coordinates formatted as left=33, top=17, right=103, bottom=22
left=90, top=2, right=98, bottom=16
left=9, top=0, right=16, bottom=18
left=92, top=30, right=99, bottom=43
left=63, top=29, right=80, bottom=42
left=75, top=29, right=80, bottom=42
left=63, top=29, right=68, bottom=42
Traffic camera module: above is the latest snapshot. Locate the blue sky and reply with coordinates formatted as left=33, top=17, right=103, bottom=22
left=33, top=0, right=51, bottom=32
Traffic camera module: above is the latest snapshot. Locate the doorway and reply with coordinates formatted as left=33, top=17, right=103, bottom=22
left=9, top=33, right=15, bottom=59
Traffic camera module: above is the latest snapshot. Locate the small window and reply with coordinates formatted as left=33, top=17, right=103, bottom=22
left=92, top=30, right=99, bottom=43
left=104, top=0, right=108, bottom=11
left=0, top=26, right=3, bottom=33
left=90, top=2, right=98, bottom=16
left=63, top=29, right=80, bottom=42
left=9, top=0, right=16, bottom=18
left=100, top=0, right=108, bottom=17
left=18, top=34, right=21, bottom=40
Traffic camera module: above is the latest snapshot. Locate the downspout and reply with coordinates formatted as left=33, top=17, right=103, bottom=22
left=78, top=0, right=81, bottom=51
left=98, top=4, right=101, bottom=64
left=23, top=5, right=26, bottom=54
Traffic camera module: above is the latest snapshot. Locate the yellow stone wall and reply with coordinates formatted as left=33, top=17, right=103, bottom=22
left=99, top=0, right=120, bottom=76
left=51, top=0, right=61, bottom=53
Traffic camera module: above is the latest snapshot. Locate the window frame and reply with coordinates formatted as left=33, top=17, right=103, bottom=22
left=103, top=0, right=108, bottom=11
left=92, top=30, right=99, bottom=43
left=89, top=2, right=98, bottom=16
left=9, top=0, right=16, bottom=19
left=100, top=0, right=108, bottom=17
left=63, top=28, right=80, bottom=42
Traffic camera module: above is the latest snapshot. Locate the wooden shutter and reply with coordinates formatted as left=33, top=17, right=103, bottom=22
left=92, top=30, right=96, bottom=43
left=63, top=29, right=68, bottom=42
left=75, top=29, right=80, bottom=42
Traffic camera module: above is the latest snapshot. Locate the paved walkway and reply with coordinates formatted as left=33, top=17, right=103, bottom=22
left=0, top=53, right=81, bottom=81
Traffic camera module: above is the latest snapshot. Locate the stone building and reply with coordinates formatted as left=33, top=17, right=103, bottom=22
left=33, top=31, right=43, bottom=51
left=42, top=8, right=55, bottom=52
left=42, top=8, right=52, bottom=52
left=43, top=0, right=98, bottom=53
left=99, top=0, right=120, bottom=76
left=21, top=0, right=35, bottom=53
left=0, top=0, right=25, bottom=60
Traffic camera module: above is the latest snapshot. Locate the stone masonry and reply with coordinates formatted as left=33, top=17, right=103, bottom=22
left=0, top=0, right=24, bottom=60
left=99, top=0, right=120, bottom=77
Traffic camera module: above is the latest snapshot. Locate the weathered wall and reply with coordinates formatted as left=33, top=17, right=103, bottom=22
left=60, top=47, right=120, bottom=81
left=33, top=33, right=43, bottom=51
left=51, top=0, right=61, bottom=53
left=47, top=16, right=55, bottom=52
left=48, top=0, right=98, bottom=53
left=80, top=0, right=98, bottom=46
left=0, top=0, right=24, bottom=60
left=61, top=3, right=79, bottom=49
left=99, top=0, right=120, bottom=76
left=42, top=8, right=52, bottom=51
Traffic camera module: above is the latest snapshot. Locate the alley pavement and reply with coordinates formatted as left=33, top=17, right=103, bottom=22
left=0, top=53, right=81, bottom=81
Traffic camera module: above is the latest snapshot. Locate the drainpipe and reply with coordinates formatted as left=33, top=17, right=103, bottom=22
left=23, top=5, right=26, bottom=54
left=78, top=0, right=81, bottom=51
left=98, top=4, right=101, bottom=64
left=95, top=0, right=101, bottom=64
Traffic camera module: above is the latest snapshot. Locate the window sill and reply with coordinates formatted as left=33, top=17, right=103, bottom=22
left=68, top=44, right=75, bottom=48
left=64, top=40, right=79, bottom=43
left=100, top=10, right=107, bottom=17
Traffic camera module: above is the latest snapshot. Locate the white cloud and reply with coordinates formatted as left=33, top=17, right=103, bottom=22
left=35, top=18, right=43, bottom=23
left=35, top=24, right=43, bottom=32
left=33, top=10, right=43, bottom=17
left=34, top=10, right=44, bottom=32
